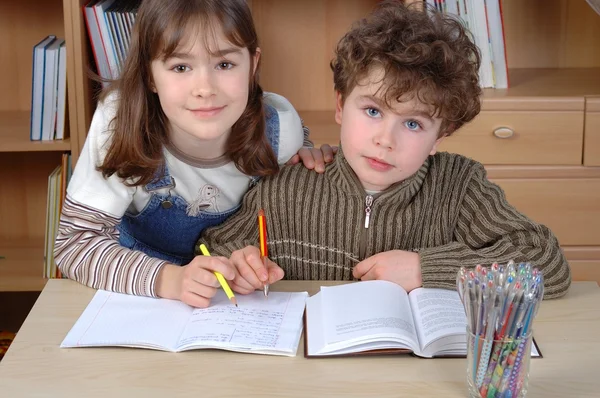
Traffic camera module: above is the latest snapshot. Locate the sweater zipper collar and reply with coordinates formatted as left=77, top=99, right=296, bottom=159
left=359, top=191, right=382, bottom=260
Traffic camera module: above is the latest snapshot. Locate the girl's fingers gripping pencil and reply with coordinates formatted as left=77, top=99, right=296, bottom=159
left=199, top=244, right=237, bottom=307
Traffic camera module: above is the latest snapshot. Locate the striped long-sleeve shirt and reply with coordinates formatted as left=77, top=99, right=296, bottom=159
left=199, top=150, right=572, bottom=299
left=54, top=92, right=314, bottom=297
left=54, top=197, right=165, bottom=296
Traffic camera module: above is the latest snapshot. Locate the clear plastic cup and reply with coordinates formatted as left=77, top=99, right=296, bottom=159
left=466, top=328, right=533, bottom=398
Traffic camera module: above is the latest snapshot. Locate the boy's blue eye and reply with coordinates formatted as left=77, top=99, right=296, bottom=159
left=365, top=108, right=381, bottom=118
left=172, top=65, right=190, bottom=73
left=405, top=120, right=421, bottom=131
left=217, top=62, right=234, bottom=70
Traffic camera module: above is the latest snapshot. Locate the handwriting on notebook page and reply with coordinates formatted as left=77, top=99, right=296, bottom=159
left=177, top=291, right=294, bottom=348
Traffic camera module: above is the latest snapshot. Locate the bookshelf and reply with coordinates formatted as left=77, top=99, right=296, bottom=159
left=1, top=0, right=600, bottom=291
left=0, top=0, right=78, bottom=292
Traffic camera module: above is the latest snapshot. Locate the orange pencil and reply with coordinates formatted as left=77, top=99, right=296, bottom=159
left=258, top=209, right=269, bottom=297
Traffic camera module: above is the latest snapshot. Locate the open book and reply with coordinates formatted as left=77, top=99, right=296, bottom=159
left=305, top=280, right=540, bottom=358
left=61, top=289, right=308, bottom=356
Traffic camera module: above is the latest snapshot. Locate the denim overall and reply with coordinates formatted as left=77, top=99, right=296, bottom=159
left=117, top=104, right=281, bottom=265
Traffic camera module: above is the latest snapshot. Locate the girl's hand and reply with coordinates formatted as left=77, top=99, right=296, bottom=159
left=352, top=250, right=422, bottom=292
left=286, top=144, right=338, bottom=173
left=155, top=256, right=235, bottom=308
left=229, top=246, right=284, bottom=294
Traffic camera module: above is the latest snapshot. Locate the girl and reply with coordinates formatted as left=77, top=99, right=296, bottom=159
left=55, top=0, right=333, bottom=308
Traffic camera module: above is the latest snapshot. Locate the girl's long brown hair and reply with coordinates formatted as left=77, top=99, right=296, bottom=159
left=99, top=0, right=278, bottom=187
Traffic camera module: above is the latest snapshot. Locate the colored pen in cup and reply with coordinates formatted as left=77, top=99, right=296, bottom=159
left=457, top=267, right=467, bottom=303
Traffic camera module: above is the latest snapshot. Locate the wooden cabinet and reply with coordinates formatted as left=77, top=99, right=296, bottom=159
left=1, top=0, right=600, bottom=290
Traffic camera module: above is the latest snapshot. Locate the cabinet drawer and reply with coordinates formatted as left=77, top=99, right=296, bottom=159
left=440, top=111, right=584, bottom=165
left=584, top=97, right=600, bottom=166
left=491, top=178, right=600, bottom=246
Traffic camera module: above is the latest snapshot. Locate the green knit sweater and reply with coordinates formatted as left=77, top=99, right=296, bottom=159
left=199, top=150, right=571, bottom=299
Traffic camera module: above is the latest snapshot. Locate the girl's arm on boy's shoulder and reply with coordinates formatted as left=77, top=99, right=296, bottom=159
left=418, top=165, right=571, bottom=299
left=54, top=196, right=168, bottom=297
left=293, top=118, right=339, bottom=172
left=286, top=118, right=337, bottom=173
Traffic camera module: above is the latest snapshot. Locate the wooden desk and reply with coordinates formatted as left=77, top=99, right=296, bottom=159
left=0, top=280, right=599, bottom=397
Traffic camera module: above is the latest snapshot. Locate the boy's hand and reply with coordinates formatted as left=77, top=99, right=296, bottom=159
left=155, top=256, right=235, bottom=308
left=286, top=144, right=338, bottom=173
left=352, top=250, right=422, bottom=292
left=229, top=246, right=284, bottom=294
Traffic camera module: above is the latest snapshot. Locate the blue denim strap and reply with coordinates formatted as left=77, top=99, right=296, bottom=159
left=144, top=166, right=175, bottom=192
left=264, top=103, right=280, bottom=158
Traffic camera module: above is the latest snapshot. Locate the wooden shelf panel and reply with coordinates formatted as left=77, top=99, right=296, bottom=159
left=484, top=68, right=600, bottom=101
left=503, top=0, right=600, bottom=69
left=0, top=239, right=47, bottom=292
left=0, top=111, right=71, bottom=152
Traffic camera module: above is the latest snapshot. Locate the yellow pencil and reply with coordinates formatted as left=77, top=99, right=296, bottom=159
left=199, top=244, right=238, bottom=307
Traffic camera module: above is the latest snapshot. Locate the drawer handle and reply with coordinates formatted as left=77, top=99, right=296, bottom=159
left=493, top=127, right=515, bottom=139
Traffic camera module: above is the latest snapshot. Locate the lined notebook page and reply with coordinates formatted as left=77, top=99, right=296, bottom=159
left=177, top=290, right=308, bottom=356
left=61, top=289, right=309, bottom=356
left=61, top=290, right=192, bottom=350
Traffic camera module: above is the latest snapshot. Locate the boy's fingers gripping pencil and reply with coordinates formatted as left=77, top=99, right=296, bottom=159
left=258, top=209, right=269, bottom=298
left=198, top=244, right=238, bottom=307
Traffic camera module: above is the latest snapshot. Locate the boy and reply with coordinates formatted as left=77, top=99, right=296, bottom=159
left=198, top=0, right=571, bottom=299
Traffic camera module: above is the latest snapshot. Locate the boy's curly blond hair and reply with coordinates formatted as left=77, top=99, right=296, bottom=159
left=331, top=0, right=482, bottom=137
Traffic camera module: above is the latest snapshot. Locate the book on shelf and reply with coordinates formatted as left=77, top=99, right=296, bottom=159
left=61, top=288, right=308, bottom=356
left=44, top=154, right=72, bottom=279
left=83, top=1, right=112, bottom=84
left=55, top=41, right=68, bottom=140
left=304, top=280, right=540, bottom=358
left=30, top=35, right=68, bottom=141
left=30, top=35, right=56, bottom=141
left=485, top=0, right=509, bottom=89
left=425, top=0, right=508, bottom=88
left=83, top=0, right=140, bottom=84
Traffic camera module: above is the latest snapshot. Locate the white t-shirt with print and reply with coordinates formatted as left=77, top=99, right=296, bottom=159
left=67, top=91, right=304, bottom=218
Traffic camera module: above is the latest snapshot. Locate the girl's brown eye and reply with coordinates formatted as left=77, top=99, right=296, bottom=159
left=217, top=62, right=234, bottom=70
left=173, top=65, right=189, bottom=73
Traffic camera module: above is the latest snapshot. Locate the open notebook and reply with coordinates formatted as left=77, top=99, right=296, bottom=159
left=305, top=280, right=541, bottom=358
left=61, top=289, right=308, bottom=356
